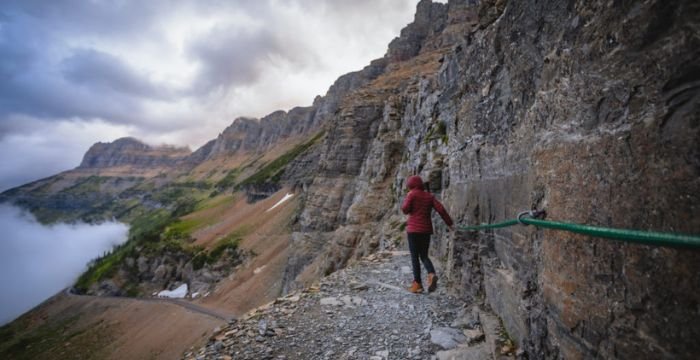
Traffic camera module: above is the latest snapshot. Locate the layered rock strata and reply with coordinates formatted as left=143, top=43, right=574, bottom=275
left=79, top=137, right=190, bottom=169
left=281, top=0, right=700, bottom=358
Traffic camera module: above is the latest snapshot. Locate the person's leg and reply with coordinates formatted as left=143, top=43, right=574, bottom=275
left=416, top=234, right=438, bottom=292
left=416, top=234, right=435, bottom=274
left=407, top=233, right=422, bottom=283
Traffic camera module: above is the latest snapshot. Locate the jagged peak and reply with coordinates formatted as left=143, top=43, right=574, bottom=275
left=386, top=0, right=449, bottom=62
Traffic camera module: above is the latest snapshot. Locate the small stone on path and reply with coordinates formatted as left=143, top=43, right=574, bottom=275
left=430, top=327, right=467, bottom=349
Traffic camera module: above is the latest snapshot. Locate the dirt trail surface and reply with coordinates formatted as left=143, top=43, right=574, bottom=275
left=184, top=252, right=516, bottom=360
left=1, top=291, right=224, bottom=360
left=66, top=288, right=233, bottom=322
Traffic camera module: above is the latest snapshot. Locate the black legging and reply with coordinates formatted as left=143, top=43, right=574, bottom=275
left=407, top=232, right=435, bottom=283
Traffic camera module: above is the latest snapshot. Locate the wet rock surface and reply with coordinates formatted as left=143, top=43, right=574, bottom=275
left=184, top=252, right=510, bottom=360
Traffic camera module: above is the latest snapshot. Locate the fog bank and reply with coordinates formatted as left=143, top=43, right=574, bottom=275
left=0, top=205, right=128, bottom=325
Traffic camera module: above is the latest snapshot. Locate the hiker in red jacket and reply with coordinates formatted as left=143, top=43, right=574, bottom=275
left=401, top=175, right=454, bottom=293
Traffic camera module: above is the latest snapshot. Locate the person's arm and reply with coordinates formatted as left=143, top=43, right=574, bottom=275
left=433, top=197, right=454, bottom=230
left=401, top=191, right=414, bottom=214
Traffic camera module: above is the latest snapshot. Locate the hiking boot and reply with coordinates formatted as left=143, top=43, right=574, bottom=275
left=427, top=273, right=438, bottom=293
left=408, top=281, right=423, bottom=293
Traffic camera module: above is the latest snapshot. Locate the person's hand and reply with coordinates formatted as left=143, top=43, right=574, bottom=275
left=448, top=224, right=455, bottom=232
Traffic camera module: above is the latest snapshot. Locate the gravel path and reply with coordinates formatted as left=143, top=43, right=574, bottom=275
left=65, top=287, right=233, bottom=322
left=184, top=251, right=516, bottom=360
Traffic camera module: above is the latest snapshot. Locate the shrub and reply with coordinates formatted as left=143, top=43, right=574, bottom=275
left=216, top=167, right=242, bottom=189
left=424, top=121, right=447, bottom=144
left=207, top=237, right=240, bottom=264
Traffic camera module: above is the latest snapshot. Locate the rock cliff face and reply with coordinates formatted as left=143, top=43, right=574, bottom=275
left=279, top=0, right=700, bottom=358
left=79, top=137, right=191, bottom=169
left=189, top=59, right=388, bottom=163
left=433, top=1, right=699, bottom=358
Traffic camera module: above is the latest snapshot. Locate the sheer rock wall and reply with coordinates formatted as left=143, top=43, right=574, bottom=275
left=286, top=1, right=700, bottom=358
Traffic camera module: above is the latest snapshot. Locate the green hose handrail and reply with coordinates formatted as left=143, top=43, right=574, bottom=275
left=457, top=210, right=700, bottom=249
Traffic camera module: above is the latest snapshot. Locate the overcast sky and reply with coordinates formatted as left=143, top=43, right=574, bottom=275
left=0, top=0, right=440, bottom=191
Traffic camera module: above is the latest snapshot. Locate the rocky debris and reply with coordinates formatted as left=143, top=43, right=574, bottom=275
left=450, top=306, right=480, bottom=330
left=319, top=295, right=367, bottom=307
left=183, top=252, right=511, bottom=360
left=349, top=281, right=369, bottom=291
left=463, top=329, right=485, bottom=345
left=430, top=327, right=467, bottom=350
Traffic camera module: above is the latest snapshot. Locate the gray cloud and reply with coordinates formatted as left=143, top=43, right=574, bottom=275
left=187, top=27, right=293, bottom=93
left=0, top=70, right=147, bottom=125
left=0, top=7, right=149, bottom=123
left=294, top=0, right=413, bottom=14
left=3, top=0, right=163, bottom=39
left=0, top=205, right=128, bottom=325
left=62, top=48, right=172, bottom=100
left=0, top=0, right=290, bottom=122
left=0, top=0, right=419, bottom=123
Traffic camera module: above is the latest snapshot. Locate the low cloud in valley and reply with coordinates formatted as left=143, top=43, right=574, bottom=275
left=0, top=205, right=128, bottom=325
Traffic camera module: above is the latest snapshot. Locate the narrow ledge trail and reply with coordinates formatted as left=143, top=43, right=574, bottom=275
left=184, top=251, right=517, bottom=360
left=65, top=287, right=232, bottom=322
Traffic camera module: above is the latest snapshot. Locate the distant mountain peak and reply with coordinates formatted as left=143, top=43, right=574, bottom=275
left=78, top=137, right=190, bottom=170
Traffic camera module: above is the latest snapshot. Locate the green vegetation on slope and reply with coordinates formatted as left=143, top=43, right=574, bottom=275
left=195, top=193, right=236, bottom=212
left=163, top=218, right=205, bottom=241
left=236, top=131, right=325, bottom=189
left=424, top=121, right=447, bottom=144
left=62, top=176, right=108, bottom=195
left=191, top=225, right=250, bottom=270
left=215, top=167, right=243, bottom=189
left=74, top=209, right=173, bottom=292
left=73, top=190, right=206, bottom=293
left=10, top=132, right=323, bottom=294
left=73, top=191, right=244, bottom=293
left=6, top=175, right=216, bottom=224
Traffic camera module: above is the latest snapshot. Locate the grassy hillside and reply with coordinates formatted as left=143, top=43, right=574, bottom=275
left=69, top=132, right=323, bottom=296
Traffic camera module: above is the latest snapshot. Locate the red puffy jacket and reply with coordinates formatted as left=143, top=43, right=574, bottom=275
left=401, top=176, right=453, bottom=234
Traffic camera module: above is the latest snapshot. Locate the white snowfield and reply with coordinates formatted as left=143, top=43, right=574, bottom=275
left=266, top=193, right=294, bottom=212
left=157, top=283, right=188, bottom=299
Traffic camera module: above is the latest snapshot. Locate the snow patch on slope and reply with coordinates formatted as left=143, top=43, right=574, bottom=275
left=158, top=283, right=188, bottom=299
left=266, top=193, right=294, bottom=212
